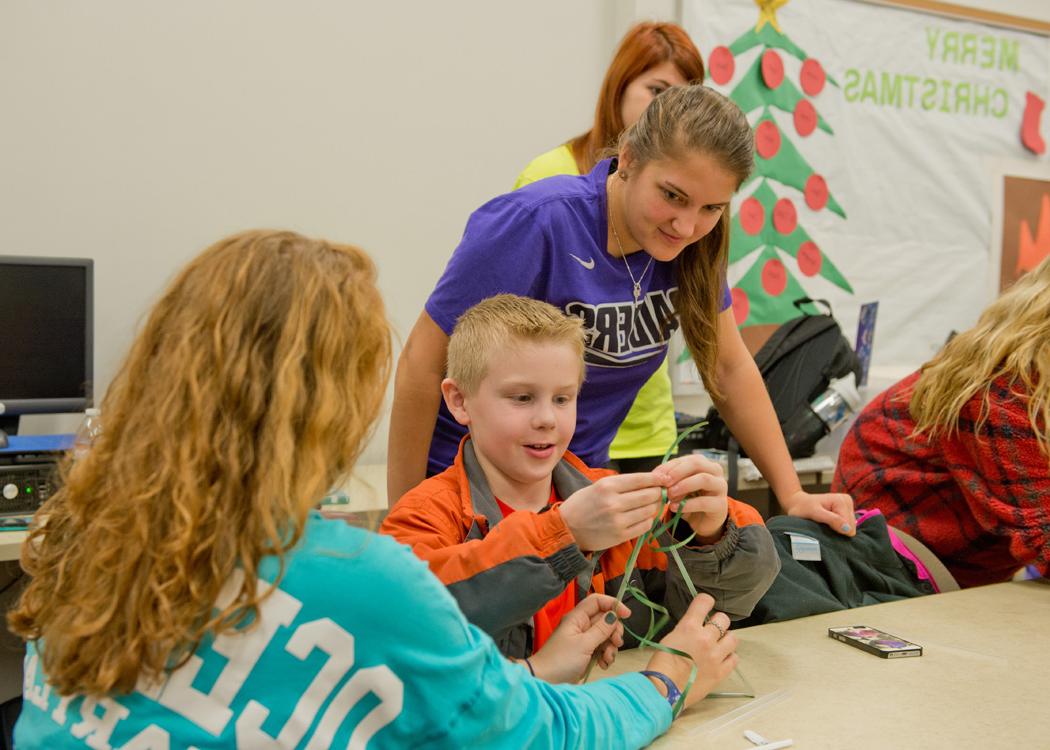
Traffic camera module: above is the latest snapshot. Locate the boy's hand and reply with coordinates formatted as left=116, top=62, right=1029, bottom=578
left=528, top=594, right=631, bottom=683
left=658, top=455, right=729, bottom=543
left=560, top=472, right=668, bottom=551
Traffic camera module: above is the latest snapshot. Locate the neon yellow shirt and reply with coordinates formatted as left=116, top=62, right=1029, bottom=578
left=515, top=144, right=677, bottom=459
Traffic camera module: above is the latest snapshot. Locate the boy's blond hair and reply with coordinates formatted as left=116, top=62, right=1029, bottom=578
left=447, top=294, right=586, bottom=394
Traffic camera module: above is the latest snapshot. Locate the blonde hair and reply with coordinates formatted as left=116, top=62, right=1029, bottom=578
left=447, top=294, right=585, bottom=394
left=909, top=254, right=1050, bottom=454
left=8, top=230, right=392, bottom=696
left=617, top=84, right=754, bottom=401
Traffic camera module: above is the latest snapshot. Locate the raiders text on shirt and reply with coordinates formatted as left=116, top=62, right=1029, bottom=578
left=565, top=288, right=679, bottom=367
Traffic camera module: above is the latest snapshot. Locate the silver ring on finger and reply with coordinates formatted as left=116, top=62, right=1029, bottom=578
left=707, top=619, right=726, bottom=640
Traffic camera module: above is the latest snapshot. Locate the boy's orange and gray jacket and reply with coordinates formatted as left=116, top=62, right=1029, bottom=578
left=381, top=439, right=781, bottom=658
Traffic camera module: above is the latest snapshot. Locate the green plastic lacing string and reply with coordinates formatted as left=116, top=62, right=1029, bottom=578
left=581, top=421, right=754, bottom=715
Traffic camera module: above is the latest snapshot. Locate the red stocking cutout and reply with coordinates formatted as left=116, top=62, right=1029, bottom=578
left=1022, top=91, right=1046, bottom=155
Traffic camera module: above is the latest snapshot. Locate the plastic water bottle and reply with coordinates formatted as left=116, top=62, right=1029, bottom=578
left=782, top=374, right=861, bottom=457
left=809, top=375, right=862, bottom=433
left=72, top=408, right=102, bottom=461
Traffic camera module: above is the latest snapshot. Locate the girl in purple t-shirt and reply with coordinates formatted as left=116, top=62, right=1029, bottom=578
left=388, top=84, right=856, bottom=539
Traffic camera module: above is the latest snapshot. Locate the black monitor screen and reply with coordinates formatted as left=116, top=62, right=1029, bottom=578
left=0, top=257, right=92, bottom=413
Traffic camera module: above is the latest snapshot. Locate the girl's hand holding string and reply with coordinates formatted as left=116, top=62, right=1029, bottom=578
left=528, top=594, right=631, bottom=683
left=644, top=593, right=737, bottom=709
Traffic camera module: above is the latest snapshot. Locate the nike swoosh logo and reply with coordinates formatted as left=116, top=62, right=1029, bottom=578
left=569, top=254, right=595, bottom=270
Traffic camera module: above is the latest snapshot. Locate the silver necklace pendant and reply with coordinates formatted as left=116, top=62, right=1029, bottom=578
left=609, top=180, right=654, bottom=343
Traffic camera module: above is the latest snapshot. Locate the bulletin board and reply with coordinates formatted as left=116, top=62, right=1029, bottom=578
left=862, top=1, right=1050, bottom=36
left=677, top=0, right=1050, bottom=385
left=990, top=159, right=1050, bottom=295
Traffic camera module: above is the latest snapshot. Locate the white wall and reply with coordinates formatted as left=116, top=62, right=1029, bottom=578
left=0, top=1, right=629, bottom=461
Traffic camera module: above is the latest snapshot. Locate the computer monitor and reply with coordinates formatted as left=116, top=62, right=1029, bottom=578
left=0, top=256, right=93, bottom=443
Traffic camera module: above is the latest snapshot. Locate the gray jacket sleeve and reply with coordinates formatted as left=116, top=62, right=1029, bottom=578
left=661, top=518, right=781, bottom=622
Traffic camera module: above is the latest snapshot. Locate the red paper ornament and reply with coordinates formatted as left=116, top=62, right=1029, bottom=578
left=739, top=197, right=765, bottom=235
left=755, top=120, right=781, bottom=160
left=798, top=242, right=822, bottom=276
left=709, top=46, right=735, bottom=86
left=731, top=287, right=750, bottom=326
left=761, top=49, right=784, bottom=89
left=761, top=258, right=787, bottom=296
left=804, top=174, right=829, bottom=211
left=773, top=198, right=797, bottom=235
left=794, top=99, right=817, bottom=137
left=800, top=58, right=826, bottom=96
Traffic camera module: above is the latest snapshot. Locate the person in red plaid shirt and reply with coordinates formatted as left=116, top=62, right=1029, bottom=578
left=833, top=255, right=1050, bottom=589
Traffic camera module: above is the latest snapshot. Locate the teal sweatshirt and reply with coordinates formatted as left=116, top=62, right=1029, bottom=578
left=16, top=512, right=670, bottom=749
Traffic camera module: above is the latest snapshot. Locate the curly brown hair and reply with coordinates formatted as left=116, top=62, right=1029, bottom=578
left=8, top=230, right=391, bottom=696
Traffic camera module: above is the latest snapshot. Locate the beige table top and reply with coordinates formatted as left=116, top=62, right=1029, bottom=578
left=600, top=580, right=1049, bottom=750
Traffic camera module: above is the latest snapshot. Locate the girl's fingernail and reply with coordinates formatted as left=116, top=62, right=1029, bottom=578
left=605, top=612, right=617, bottom=625
left=841, top=523, right=851, bottom=532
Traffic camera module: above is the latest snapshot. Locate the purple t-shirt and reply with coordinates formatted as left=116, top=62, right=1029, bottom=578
left=425, top=158, right=731, bottom=473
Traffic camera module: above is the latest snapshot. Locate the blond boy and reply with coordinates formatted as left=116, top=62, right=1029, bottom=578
left=381, top=294, right=778, bottom=676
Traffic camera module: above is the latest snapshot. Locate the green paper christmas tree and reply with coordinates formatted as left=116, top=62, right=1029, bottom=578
left=711, top=0, right=853, bottom=329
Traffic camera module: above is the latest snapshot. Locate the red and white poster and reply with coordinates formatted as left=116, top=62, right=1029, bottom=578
left=682, top=0, right=1050, bottom=380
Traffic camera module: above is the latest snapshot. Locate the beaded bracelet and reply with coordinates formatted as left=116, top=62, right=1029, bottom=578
left=640, top=670, right=682, bottom=711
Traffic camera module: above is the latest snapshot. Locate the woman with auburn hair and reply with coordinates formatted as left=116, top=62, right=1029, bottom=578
left=10, top=230, right=742, bottom=749
left=515, top=21, right=705, bottom=476
left=833, top=254, right=1050, bottom=588
left=390, top=83, right=857, bottom=538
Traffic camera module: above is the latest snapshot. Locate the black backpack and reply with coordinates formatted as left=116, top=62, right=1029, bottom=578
left=697, top=298, right=862, bottom=458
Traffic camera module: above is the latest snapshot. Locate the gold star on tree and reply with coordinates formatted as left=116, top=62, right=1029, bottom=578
left=754, top=0, right=789, bottom=32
